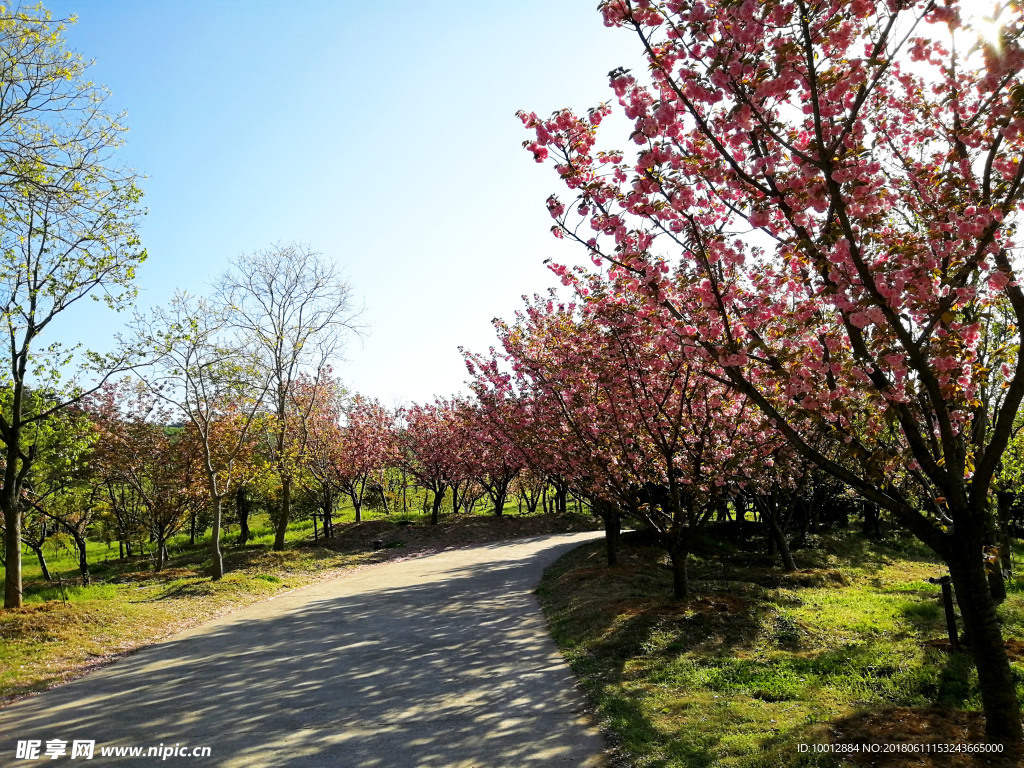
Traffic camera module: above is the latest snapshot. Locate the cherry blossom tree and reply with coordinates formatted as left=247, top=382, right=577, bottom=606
left=400, top=399, right=468, bottom=525
left=469, top=286, right=779, bottom=595
left=296, top=374, right=346, bottom=537
left=461, top=402, right=524, bottom=516
left=87, top=379, right=205, bottom=572
left=521, top=0, right=1024, bottom=745
left=467, top=316, right=628, bottom=560
left=300, top=379, right=398, bottom=526
left=339, top=396, right=398, bottom=522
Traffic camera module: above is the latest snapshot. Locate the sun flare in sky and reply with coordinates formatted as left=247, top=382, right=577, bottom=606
left=959, top=1, right=1014, bottom=50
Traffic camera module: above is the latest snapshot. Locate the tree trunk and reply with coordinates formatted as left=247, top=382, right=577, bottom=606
left=767, top=512, right=797, bottom=572
left=526, top=489, right=540, bottom=514
left=210, top=496, right=224, bottom=581
left=493, top=486, right=507, bottom=517
left=189, top=510, right=198, bottom=545
left=273, top=476, right=291, bottom=551
left=734, top=495, right=747, bottom=532
left=2, top=499, right=22, bottom=609
left=27, top=542, right=51, bottom=581
left=984, top=505, right=1007, bottom=603
left=379, top=475, right=391, bottom=514
left=238, top=511, right=250, bottom=546
left=154, top=537, right=165, bottom=572
left=430, top=489, right=444, bottom=526
left=716, top=499, right=730, bottom=522
left=601, top=503, right=620, bottom=567
left=72, top=531, right=90, bottom=587
left=988, top=555, right=1008, bottom=604
left=352, top=490, right=362, bottom=524
left=2, top=394, right=25, bottom=609
left=862, top=502, right=881, bottom=538
left=949, top=546, right=1023, bottom=749
left=668, top=542, right=689, bottom=600
left=236, top=487, right=251, bottom=547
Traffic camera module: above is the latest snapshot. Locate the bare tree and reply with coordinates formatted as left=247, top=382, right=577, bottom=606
left=218, top=243, right=362, bottom=551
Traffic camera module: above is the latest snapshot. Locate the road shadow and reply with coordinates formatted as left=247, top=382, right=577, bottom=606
left=0, top=533, right=606, bottom=768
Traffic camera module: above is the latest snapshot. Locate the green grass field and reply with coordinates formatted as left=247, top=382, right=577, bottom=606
left=2, top=509, right=376, bottom=703
left=536, top=530, right=1024, bottom=768
left=14, top=489, right=529, bottom=601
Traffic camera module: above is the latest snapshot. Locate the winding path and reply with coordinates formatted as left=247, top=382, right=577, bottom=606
left=0, top=531, right=606, bottom=768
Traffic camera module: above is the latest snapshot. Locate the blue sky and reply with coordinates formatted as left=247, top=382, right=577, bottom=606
left=44, top=0, right=645, bottom=406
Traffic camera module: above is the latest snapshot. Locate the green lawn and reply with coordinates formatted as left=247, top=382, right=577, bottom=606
left=536, top=530, right=1024, bottom=768
left=2, top=522, right=382, bottom=703
left=15, top=489, right=526, bottom=600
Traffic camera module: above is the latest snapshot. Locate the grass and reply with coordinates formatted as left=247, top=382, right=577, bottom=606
left=1, top=504, right=597, bottom=706
left=1, top=541, right=374, bottom=703
left=17, top=491, right=541, bottom=601
left=536, top=530, right=1024, bottom=768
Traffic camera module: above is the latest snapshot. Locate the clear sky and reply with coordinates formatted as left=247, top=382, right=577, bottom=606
left=43, top=0, right=646, bottom=408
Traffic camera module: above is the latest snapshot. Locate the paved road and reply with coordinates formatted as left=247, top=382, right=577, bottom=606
left=0, top=532, right=607, bottom=768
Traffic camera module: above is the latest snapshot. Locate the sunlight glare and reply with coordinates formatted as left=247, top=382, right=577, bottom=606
left=960, top=1, right=1011, bottom=51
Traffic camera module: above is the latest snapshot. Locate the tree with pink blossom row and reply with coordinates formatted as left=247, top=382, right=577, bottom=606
left=468, top=279, right=788, bottom=596
left=335, top=395, right=400, bottom=523
left=288, top=373, right=402, bottom=532
left=87, top=379, right=206, bottom=572
left=460, top=400, right=526, bottom=517
left=399, top=398, right=471, bottom=525
left=293, top=373, right=348, bottom=537
left=520, top=0, right=1024, bottom=745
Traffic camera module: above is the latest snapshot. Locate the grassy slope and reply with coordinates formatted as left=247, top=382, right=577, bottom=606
left=536, top=530, right=1024, bottom=768
left=1, top=535, right=380, bottom=703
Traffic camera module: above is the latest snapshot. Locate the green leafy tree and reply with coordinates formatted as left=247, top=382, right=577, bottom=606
left=0, top=5, right=145, bottom=609
left=22, top=398, right=98, bottom=586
